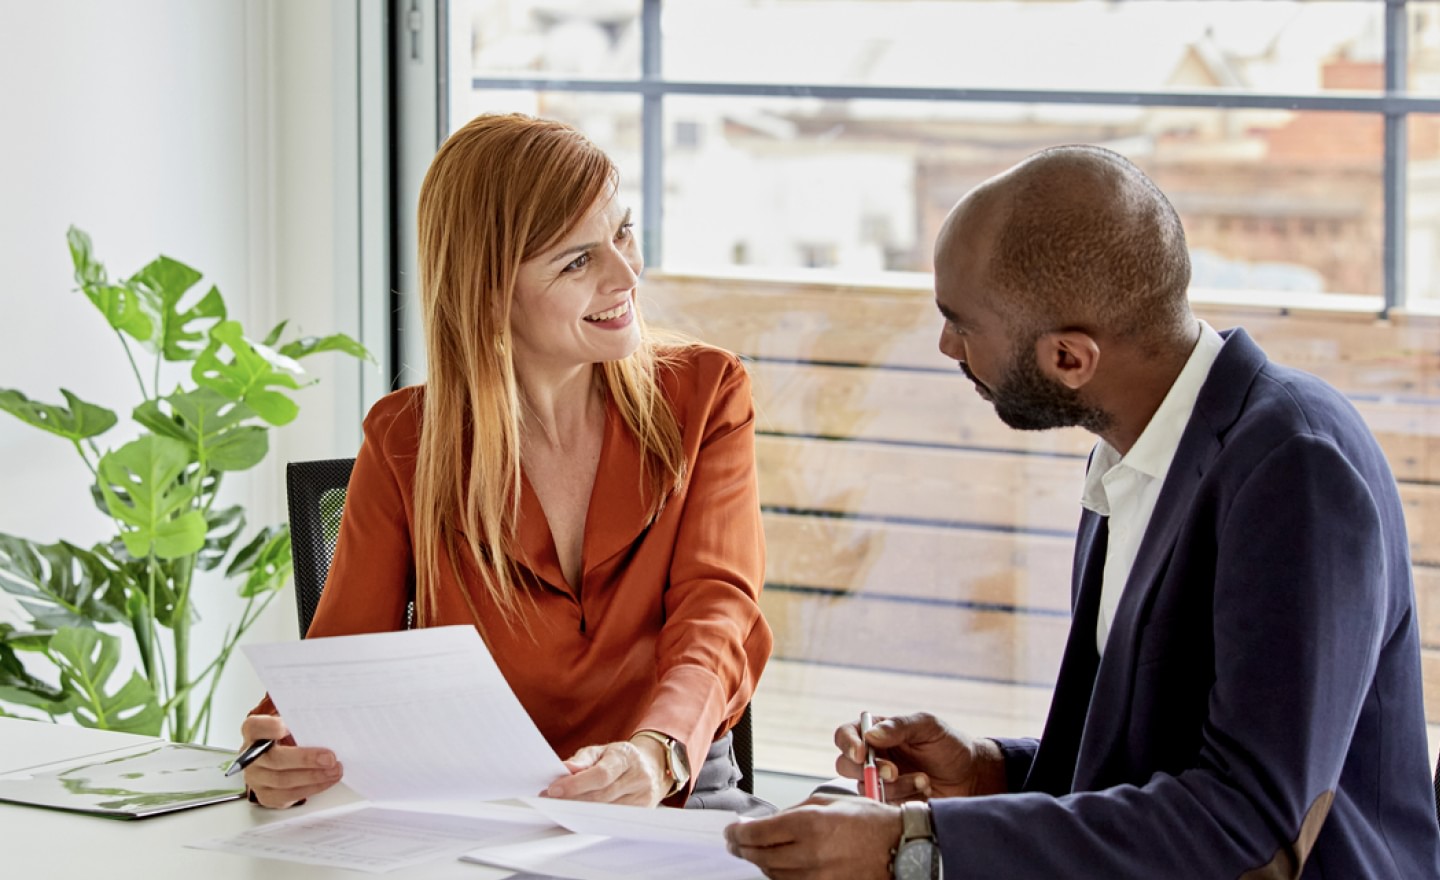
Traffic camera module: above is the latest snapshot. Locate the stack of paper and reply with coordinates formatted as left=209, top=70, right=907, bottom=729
left=463, top=798, right=761, bottom=880
left=190, top=626, right=760, bottom=878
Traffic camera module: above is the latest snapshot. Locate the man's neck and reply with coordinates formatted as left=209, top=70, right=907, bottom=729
left=1094, top=320, right=1202, bottom=455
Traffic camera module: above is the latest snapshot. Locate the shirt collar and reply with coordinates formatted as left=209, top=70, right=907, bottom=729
left=1080, top=321, right=1225, bottom=514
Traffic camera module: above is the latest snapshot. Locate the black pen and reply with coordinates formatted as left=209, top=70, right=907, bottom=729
left=224, top=738, right=275, bottom=777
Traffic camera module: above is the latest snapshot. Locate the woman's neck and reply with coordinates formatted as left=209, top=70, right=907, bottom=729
left=517, top=363, right=603, bottom=450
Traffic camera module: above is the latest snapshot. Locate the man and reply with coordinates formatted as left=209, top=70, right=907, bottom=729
left=725, top=146, right=1440, bottom=878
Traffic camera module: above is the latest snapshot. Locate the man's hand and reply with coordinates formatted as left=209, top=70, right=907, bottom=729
left=240, top=714, right=343, bottom=809
left=725, top=794, right=900, bottom=880
left=542, top=735, right=669, bottom=807
left=836, top=712, right=1007, bottom=802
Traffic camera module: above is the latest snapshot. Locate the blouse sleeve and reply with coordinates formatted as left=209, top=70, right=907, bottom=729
left=633, top=354, right=772, bottom=788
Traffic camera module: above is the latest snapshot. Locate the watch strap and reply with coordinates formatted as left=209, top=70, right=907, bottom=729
left=632, top=730, right=690, bottom=796
left=899, top=801, right=935, bottom=843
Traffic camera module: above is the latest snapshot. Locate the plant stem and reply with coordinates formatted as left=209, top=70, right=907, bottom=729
left=138, top=557, right=157, bottom=684
left=170, top=553, right=195, bottom=741
left=70, top=439, right=97, bottom=478
left=193, top=589, right=278, bottom=743
left=116, top=330, right=148, bottom=401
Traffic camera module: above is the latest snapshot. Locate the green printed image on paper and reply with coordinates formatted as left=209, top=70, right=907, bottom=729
left=0, top=742, right=244, bottom=818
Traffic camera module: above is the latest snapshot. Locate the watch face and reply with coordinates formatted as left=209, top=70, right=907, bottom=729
left=894, top=840, right=937, bottom=880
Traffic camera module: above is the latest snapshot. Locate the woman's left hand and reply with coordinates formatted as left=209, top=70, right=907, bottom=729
left=542, top=735, right=671, bottom=807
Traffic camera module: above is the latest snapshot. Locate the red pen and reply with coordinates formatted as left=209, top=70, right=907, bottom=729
left=860, top=711, right=882, bottom=800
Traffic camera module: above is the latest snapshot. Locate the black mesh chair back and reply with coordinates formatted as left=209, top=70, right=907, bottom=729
left=1433, top=749, right=1439, bottom=824
left=733, top=704, right=755, bottom=794
left=283, top=456, right=755, bottom=794
left=286, top=458, right=358, bottom=637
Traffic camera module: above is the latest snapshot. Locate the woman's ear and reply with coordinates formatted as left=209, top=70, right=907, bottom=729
left=1036, top=330, right=1100, bottom=390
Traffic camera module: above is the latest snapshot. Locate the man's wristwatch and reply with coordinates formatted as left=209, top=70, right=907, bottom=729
left=631, top=730, right=691, bottom=797
left=891, top=801, right=942, bottom=880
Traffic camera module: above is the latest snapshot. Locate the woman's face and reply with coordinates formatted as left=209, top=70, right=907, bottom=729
left=509, top=191, right=643, bottom=376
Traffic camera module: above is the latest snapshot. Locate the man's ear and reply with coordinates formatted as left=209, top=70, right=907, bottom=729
left=1036, top=331, right=1100, bottom=390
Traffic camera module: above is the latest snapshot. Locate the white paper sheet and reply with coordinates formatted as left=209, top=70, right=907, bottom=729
left=520, top=797, right=740, bottom=849
left=242, top=625, right=568, bottom=803
left=464, top=832, right=763, bottom=880
left=190, top=802, right=561, bottom=873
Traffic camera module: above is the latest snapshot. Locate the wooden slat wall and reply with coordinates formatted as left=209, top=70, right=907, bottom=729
left=643, top=272, right=1440, bottom=721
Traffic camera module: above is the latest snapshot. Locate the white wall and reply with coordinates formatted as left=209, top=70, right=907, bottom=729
left=0, top=0, right=367, bottom=745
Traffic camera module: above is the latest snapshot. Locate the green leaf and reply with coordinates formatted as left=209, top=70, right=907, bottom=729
left=66, top=227, right=106, bottom=288
left=48, top=628, right=163, bottom=735
left=0, top=624, right=69, bottom=712
left=96, top=436, right=207, bottom=560
left=66, top=227, right=163, bottom=344
left=129, top=257, right=226, bottom=361
left=197, top=505, right=246, bottom=572
left=227, top=526, right=293, bottom=598
left=125, top=591, right=155, bottom=682
left=260, top=320, right=288, bottom=347
left=133, top=388, right=268, bottom=472
left=192, top=321, right=306, bottom=426
left=0, top=535, right=128, bottom=629
left=0, top=388, right=117, bottom=442
left=97, top=542, right=180, bottom=628
left=278, top=332, right=374, bottom=364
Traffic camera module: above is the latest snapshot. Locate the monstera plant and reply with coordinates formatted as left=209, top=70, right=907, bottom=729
left=0, top=228, right=370, bottom=742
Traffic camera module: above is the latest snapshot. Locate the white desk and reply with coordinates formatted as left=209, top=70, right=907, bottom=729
left=0, top=717, right=515, bottom=879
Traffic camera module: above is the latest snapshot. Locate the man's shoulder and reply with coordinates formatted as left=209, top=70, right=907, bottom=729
left=1205, top=330, right=1365, bottom=442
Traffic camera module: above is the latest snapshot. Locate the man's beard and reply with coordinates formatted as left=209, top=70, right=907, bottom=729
left=962, top=349, right=1112, bottom=434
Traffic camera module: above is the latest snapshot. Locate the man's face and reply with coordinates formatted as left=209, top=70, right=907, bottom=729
left=934, top=214, right=1108, bottom=432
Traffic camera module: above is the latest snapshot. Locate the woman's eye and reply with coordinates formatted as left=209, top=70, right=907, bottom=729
left=616, top=222, right=634, bottom=242
left=563, top=252, right=591, bottom=273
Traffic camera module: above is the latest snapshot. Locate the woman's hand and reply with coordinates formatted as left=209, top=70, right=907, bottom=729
left=240, top=714, right=344, bottom=809
left=542, top=734, right=671, bottom=807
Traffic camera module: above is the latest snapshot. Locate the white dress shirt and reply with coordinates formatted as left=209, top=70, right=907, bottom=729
left=1080, top=321, right=1225, bottom=654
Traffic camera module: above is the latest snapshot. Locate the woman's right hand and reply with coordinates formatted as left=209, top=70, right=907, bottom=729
left=240, top=714, right=343, bottom=808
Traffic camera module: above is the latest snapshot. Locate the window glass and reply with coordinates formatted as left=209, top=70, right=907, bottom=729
left=466, top=0, right=641, bottom=79
left=1409, top=113, right=1440, bottom=308
left=662, top=96, right=1384, bottom=300
left=664, top=0, right=1383, bottom=94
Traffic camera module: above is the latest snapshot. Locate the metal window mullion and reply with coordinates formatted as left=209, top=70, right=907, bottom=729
left=469, top=76, right=1440, bottom=116
left=1384, top=0, right=1409, bottom=314
left=641, top=0, right=663, bottom=266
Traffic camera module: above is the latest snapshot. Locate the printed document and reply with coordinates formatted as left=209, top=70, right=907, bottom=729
left=241, top=625, right=568, bottom=803
left=199, top=626, right=574, bottom=871
left=192, top=802, right=559, bottom=874
left=464, top=832, right=761, bottom=880
left=465, top=799, right=759, bottom=880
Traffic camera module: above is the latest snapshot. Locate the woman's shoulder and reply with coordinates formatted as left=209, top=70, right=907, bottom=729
left=655, top=341, right=747, bottom=390
left=361, top=385, right=425, bottom=452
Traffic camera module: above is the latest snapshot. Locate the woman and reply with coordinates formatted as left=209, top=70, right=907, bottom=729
left=242, top=113, right=772, bottom=814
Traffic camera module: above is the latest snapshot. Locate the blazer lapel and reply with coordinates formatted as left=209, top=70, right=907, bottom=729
left=1071, top=327, right=1267, bottom=787
left=1024, top=508, right=1107, bottom=794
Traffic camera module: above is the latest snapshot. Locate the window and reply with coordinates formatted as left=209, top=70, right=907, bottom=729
left=414, top=0, right=1440, bottom=777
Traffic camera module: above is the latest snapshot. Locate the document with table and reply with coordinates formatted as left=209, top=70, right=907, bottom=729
left=185, top=625, right=760, bottom=878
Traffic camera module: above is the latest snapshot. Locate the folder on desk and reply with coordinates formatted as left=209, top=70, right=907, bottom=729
left=0, top=741, right=245, bottom=819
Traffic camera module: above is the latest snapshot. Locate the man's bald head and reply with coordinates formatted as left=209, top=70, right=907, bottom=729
left=937, top=146, right=1192, bottom=346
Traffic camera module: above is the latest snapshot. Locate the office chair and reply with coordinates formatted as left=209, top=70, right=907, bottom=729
left=283, top=457, right=756, bottom=794
left=1434, top=749, right=1439, bottom=824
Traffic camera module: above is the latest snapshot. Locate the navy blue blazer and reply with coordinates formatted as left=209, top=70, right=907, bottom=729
left=931, top=328, right=1440, bottom=878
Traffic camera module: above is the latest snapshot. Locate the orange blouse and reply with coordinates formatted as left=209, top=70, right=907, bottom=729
left=282, top=345, right=770, bottom=796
